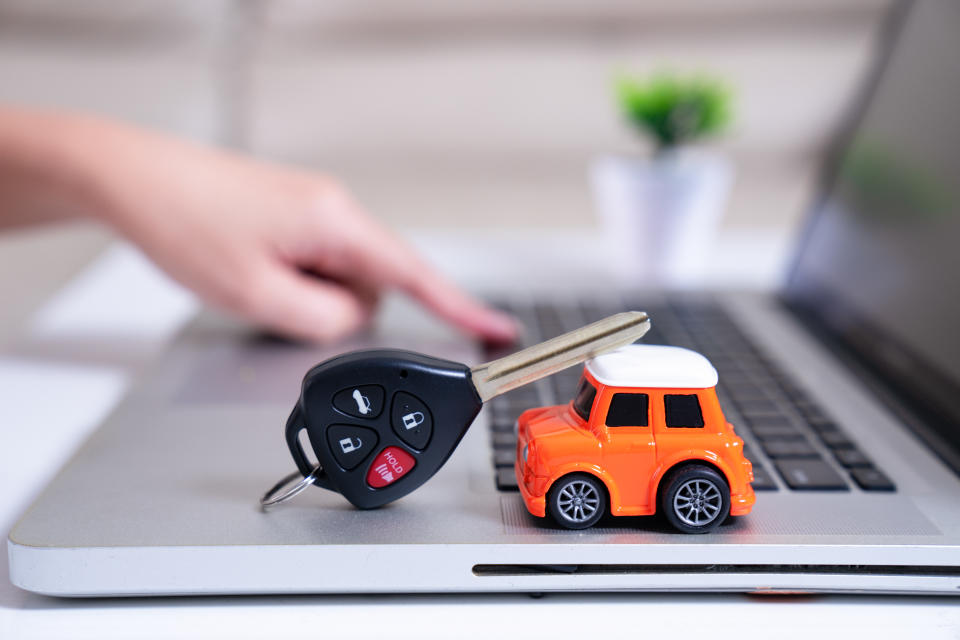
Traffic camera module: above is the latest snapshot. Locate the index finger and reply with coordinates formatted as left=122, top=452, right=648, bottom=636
left=339, top=215, right=518, bottom=343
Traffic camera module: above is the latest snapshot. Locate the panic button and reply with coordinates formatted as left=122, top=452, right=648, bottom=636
left=366, top=447, right=416, bottom=488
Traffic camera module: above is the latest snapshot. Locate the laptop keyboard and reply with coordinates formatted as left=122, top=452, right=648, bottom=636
left=485, top=298, right=896, bottom=494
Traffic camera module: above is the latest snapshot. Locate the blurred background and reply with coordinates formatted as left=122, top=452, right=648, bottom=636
left=0, top=0, right=892, bottom=330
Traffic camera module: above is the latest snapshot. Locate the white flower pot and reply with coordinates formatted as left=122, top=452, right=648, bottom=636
left=591, top=150, right=734, bottom=286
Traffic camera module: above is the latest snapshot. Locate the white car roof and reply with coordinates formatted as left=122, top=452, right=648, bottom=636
left=585, top=344, right=718, bottom=389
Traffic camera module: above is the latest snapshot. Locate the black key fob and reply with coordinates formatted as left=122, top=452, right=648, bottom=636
left=285, top=349, right=483, bottom=509
left=268, top=313, right=650, bottom=510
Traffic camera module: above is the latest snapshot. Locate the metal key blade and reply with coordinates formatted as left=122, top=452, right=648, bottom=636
left=470, top=311, right=650, bottom=402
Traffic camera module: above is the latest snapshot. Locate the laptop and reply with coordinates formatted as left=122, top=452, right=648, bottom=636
left=8, top=0, right=960, bottom=596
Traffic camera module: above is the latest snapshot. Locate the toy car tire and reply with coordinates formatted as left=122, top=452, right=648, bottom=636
left=546, top=473, right=606, bottom=529
left=661, top=465, right=730, bottom=534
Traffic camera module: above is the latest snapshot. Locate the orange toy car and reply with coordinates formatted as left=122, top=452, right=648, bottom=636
left=515, top=344, right=755, bottom=533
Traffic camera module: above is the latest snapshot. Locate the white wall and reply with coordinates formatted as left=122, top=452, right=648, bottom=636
left=0, top=0, right=891, bottom=231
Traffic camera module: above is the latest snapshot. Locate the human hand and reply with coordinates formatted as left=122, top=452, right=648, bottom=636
left=65, top=119, right=517, bottom=343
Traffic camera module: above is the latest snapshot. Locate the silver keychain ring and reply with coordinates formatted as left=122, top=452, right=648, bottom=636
left=260, top=465, right=322, bottom=509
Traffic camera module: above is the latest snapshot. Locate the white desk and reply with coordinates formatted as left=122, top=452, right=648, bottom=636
left=2, top=235, right=959, bottom=639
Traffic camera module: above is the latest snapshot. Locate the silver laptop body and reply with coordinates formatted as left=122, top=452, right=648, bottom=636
left=8, top=0, right=960, bottom=596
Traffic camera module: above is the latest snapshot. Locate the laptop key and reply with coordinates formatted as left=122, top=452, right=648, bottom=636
left=806, top=418, right=840, bottom=434
left=749, top=465, right=779, bottom=491
left=796, top=404, right=829, bottom=423
left=762, top=439, right=820, bottom=459
left=819, top=431, right=855, bottom=449
left=751, top=426, right=805, bottom=442
left=850, top=467, right=896, bottom=491
left=491, top=431, right=518, bottom=449
left=496, top=468, right=519, bottom=491
left=745, top=415, right=794, bottom=429
left=833, top=447, right=872, bottom=468
left=491, top=400, right=525, bottom=422
left=775, top=459, right=849, bottom=490
left=489, top=416, right=517, bottom=433
left=493, top=449, right=515, bottom=467
left=736, top=399, right=782, bottom=415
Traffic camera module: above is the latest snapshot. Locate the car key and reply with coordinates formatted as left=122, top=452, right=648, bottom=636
left=263, top=311, right=650, bottom=510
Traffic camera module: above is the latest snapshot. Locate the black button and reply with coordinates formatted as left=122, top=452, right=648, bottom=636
left=333, top=385, right=384, bottom=419
left=490, top=415, right=518, bottom=433
left=327, top=424, right=378, bottom=470
left=745, top=415, right=793, bottom=429
left=774, top=459, right=849, bottom=490
left=762, top=439, right=820, bottom=459
left=834, top=447, right=872, bottom=468
left=496, top=468, right=519, bottom=491
left=797, top=405, right=829, bottom=423
left=806, top=418, right=840, bottom=434
left=819, top=431, right=855, bottom=449
left=749, top=465, right=779, bottom=491
left=752, top=426, right=805, bottom=442
left=391, top=391, right=433, bottom=450
left=850, top=467, right=896, bottom=491
left=491, top=431, right=518, bottom=449
left=736, top=399, right=782, bottom=416
left=493, top=449, right=514, bottom=467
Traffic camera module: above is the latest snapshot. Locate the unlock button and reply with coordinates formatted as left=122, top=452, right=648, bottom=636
left=391, top=392, right=433, bottom=450
left=327, top=425, right=378, bottom=470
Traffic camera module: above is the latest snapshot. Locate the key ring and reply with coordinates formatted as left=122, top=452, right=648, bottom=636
left=260, top=465, right=322, bottom=509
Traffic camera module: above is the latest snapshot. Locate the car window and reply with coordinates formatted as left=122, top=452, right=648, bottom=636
left=664, top=394, right=705, bottom=428
left=572, top=378, right=597, bottom=421
left=606, top=393, right=649, bottom=427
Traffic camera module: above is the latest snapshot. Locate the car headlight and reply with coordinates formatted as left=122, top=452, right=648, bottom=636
left=522, top=444, right=529, bottom=464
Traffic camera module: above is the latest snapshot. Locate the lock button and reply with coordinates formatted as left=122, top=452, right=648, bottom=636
left=327, top=424, right=378, bottom=470
left=391, top=391, right=433, bottom=450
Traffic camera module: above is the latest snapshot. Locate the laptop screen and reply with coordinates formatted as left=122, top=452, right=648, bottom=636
left=784, top=1, right=960, bottom=443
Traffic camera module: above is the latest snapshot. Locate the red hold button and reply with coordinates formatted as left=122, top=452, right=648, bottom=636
left=366, top=447, right=416, bottom=488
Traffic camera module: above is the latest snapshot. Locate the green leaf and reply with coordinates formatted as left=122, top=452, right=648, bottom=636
left=615, top=72, right=733, bottom=149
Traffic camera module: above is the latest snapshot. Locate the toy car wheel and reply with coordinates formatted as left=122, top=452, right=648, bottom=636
left=547, top=473, right=606, bottom=529
left=661, top=465, right=730, bottom=534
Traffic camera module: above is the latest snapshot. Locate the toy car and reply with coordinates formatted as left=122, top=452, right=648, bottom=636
left=515, top=344, right=755, bottom=533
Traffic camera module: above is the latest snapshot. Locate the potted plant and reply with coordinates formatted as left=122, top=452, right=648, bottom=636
left=592, top=73, right=734, bottom=284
